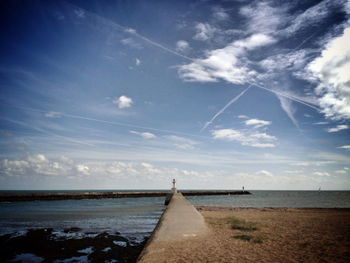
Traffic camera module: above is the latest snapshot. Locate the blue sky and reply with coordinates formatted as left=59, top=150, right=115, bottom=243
left=0, top=0, right=350, bottom=190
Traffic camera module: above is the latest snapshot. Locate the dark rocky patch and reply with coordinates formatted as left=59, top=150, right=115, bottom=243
left=0, top=228, right=148, bottom=263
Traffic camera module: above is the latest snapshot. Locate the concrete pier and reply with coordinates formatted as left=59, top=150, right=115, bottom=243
left=137, top=193, right=208, bottom=262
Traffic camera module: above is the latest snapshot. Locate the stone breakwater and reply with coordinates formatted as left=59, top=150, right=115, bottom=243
left=0, top=190, right=250, bottom=202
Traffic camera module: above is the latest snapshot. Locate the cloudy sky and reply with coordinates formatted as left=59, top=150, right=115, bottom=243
left=0, top=0, right=350, bottom=190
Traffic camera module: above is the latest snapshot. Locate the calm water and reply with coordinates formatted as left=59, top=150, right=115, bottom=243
left=0, top=197, right=165, bottom=242
left=187, top=190, right=350, bottom=208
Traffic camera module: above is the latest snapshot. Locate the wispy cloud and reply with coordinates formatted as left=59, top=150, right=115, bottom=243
left=130, top=130, right=156, bottom=139
left=193, top=23, right=216, bottom=41
left=327, top=124, right=349, bottom=133
left=278, top=96, right=300, bottom=130
left=45, top=111, right=62, bottom=118
left=135, top=58, right=141, bottom=66
left=201, top=86, right=251, bottom=131
left=292, top=161, right=335, bottom=167
left=113, top=95, right=133, bottom=109
left=239, top=1, right=284, bottom=34
left=120, top=38, right=143, bottom=49
left=74, top=9, right=85, bottom=18
left=212, top=6, right=230, bottom=21
left=166, top=135, right=199, bottom=150
left=280, top=0, right=343, bottom=36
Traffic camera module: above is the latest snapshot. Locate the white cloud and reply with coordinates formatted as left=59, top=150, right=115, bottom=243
left=113, top=95, right=133, bottom=109
left=313, top=171, right=330, bottom=177
left=76, top=164, right=90, bottom=175
left=0, top=156, right=169, bottom=181
left=238, top=115, right=249, bottom=119
left=337, top=145, right=350, bottom=150
left=292, top=161, right=335, bottom=167
left=335, top=169, right=347, bottom=174
left=327, top=124, right=349, bottom=133
left=179, top=33, right=275, bottom=84
left=45, top=111, right=61, bottom=118
left=313, top=122, right=329, bottom=125
left=135, top=58, right=141, bottom=66
left=250, top=133, right=276, bottom=141
left=0, top=154, right=89, bottom=177
left=308, top=27, right=350, bottom=120
left=175, top=40, right=190, bottom=53
left=245, top=118, right=271, bottom=128
left=124, top=28, right=137, bottom=34
left=256, top=170, right=274, bottom=177
left=212, top=128, right=276, bottom=148
left=284, top=170, right=303, bottom=174
left=235, top=33, right=276, bottom=50
left=130, top=130, right=156, bottom=139
left=193, top=23, right=216, bottom=41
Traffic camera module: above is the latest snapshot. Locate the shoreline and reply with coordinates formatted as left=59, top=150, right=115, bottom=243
left=1, top=206, right=349, bottom=262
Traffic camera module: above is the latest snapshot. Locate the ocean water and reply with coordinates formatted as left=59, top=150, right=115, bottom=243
left=187, top=190, right=350, bottom=208
left=0, top=197, right=165, bottom=242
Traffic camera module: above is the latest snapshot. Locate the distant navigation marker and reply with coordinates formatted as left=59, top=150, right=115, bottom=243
left=172, top=178, right=177, bottom=193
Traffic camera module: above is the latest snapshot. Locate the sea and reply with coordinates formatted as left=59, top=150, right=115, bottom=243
left=1, top=190, right=350, bottom=262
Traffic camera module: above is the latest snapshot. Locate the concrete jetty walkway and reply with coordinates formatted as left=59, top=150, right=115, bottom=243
left=137, top=192, right=208, bottom=262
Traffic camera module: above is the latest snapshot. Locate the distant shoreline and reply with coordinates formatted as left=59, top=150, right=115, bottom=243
left=0, top=190, right=250, bottom=202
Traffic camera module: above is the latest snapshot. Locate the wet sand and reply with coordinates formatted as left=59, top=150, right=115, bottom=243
left=139, top=207, right=350, bottom=262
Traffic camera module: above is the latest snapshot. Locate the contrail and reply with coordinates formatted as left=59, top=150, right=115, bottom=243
left=64, top=2, right=193, bottom=61
left=248, top=81, right=320, bottom=111
left=12, top=105, right=210, bottom=140
left=2, top=118, right=95, bottom=147
left=201, top=85, right=251, bottom=132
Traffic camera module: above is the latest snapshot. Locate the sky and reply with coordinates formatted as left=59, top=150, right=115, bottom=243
left=0, top=0, right=350, bottom=190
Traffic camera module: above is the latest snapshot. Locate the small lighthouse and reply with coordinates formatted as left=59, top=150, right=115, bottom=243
left=172, top=178, right=177, bottom=193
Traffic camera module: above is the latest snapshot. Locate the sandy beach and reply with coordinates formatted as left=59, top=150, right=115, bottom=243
left=140, top=206, right=350, bottom=262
